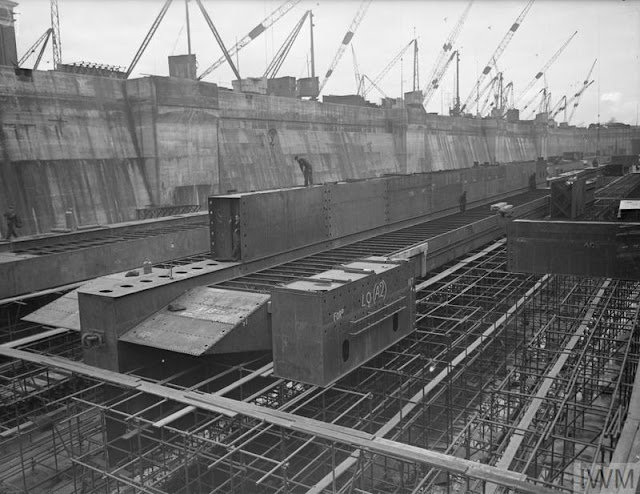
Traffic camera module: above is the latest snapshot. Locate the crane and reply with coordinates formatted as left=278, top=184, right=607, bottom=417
left=550, top=95, right=567, bottom=119
left=461, top=0, right=535, bottom=114
left=568, top=59, right=597, bottom=123
left=198, top=0, right=300, bottom=80
left=194, top=0, right=241, bottom=81
left=514, top=30, right=577, bottom=107
left=551, top=81, right=595, bottom=122
left=263, top=10, right=310, bottom=79
left=318, top=0, right=372, bottom=95
left=361, top=39, right=415, bottom=98
left=126, top=0, right=240, bottom=80
left=362, top=74, right=387, bottom=99
left=50, top=0, right=61, bottom=68
left=350, top=45, right=365, bottom=95
left=481, top=77, right=513, bottom=117
left=412, top=35, right=419, bottom=92
left=18, top=28, right=53, bottom=70
left=126, top=0, right=173, bottom=78
left=470, top=72, right=502, bottom=116
left=422, top=0, right=473, bottom=108
left=521, top=86, right=545, bottom=116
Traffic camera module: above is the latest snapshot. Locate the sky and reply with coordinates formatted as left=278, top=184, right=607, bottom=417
left=12, top=0, right=640, bottom=126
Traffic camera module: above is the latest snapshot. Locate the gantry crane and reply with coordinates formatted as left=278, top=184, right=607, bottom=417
left=18, top=28, right=53, bottom=70
left=461, top=0, right=535, bottom=114
left=198, top=0, right=300, bottom=80
left=318, top=0, right=372, bottom=95
left=263, top=10, right=311, bottom=79
left=514, top=30, right=577, bottom=107
left=567, top=59, right=597, bottom=123
left=422, top=0, right=473, bottom=108
left=362, top=39, right=415, bottom=98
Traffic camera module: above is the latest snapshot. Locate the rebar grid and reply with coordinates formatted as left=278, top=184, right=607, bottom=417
left=0, top=246, right=638, bottom=494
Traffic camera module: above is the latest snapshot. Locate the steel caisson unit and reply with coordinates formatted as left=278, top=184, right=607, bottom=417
left=272, top=256, right=415, bottom=386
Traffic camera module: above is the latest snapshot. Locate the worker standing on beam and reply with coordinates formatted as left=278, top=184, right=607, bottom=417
left=294, top=156, right=313, bottom=186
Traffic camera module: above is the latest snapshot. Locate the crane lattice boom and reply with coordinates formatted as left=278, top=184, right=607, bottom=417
left=19, top=28, right=53, bottom=68
left=319, top=0, right=372, bottom=95
left=422, top=0, right=473, bottom=107
left=362, top=39, right=415, bottom=98
left=126, top=0, right=173, bottom=78
left=568, top=59, right=597, bottom=123
left=198, top=0, right=300, bottom=80
left=263, top=10, right=310, bottom=79
left=514, top=30, right=577, bottom=106
left=461, top=0, right=535, bottom=113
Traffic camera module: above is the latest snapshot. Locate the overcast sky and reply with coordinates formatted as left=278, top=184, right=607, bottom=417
left=13, top=0, right=640, bottom=126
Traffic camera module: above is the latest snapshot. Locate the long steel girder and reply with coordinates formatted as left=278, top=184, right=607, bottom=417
left=1, top=240, right=637, bottom=494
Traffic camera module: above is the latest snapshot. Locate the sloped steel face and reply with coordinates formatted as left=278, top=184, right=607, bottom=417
left=507, top=219, right=640, bottom=280
left=119, top=287, right=271, bottom=356
left=271, top=257, right=416, bottom=387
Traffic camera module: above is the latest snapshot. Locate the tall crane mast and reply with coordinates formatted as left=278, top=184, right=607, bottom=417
left=318, top=0, right=372, bottom=95
left=412, top=37, right=419, bottom=92
left=461, top=0, right=535, bottom=114
left=198, top=0, right=300, bottom=81
left=422, top=0, right=473, bottom=108
left=568, top=58, right=597, bottom=124
left=50, top=0, right=61, bottom=68
left=514, top=30, right=577, bottom=107
left=263, top=10, right=311, bottom=79
left=362, top=39, right=415, bottom=98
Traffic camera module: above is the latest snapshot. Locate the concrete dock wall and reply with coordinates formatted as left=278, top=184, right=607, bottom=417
left=1, top=67, right=638, bottom=236
left=0, top=69, right=152, bottom=235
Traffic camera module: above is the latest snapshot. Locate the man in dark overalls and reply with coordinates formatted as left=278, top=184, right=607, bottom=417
left=294, top=156, right=313, bottom=186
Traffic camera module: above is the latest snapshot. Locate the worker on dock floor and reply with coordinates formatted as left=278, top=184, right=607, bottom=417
left=294, top=156, right=313, bottom=187
left=459, top=190, right=467, bottom=214
left=3, top=205, right=21, bottom=240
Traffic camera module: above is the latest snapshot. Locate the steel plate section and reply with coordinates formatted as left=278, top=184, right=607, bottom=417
left=507, top=220, right=640, bottom=280
left=327, top=180, right=388, bottom=239
left=119, top=287, right=271, bottom=356
left=386, top=174, right=432, bottom=223
left=22, top=289, right=81, bottom=331
left=241, top=186, right=327, bottom=261
left=271, top=257, right=415, bottom=387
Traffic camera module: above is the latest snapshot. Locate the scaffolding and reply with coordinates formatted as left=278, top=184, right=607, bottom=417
left=0, top=242, right=638, bottom=493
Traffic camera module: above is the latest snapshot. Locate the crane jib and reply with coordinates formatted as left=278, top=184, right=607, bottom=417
left=249, top=24, right=266, bottom=39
